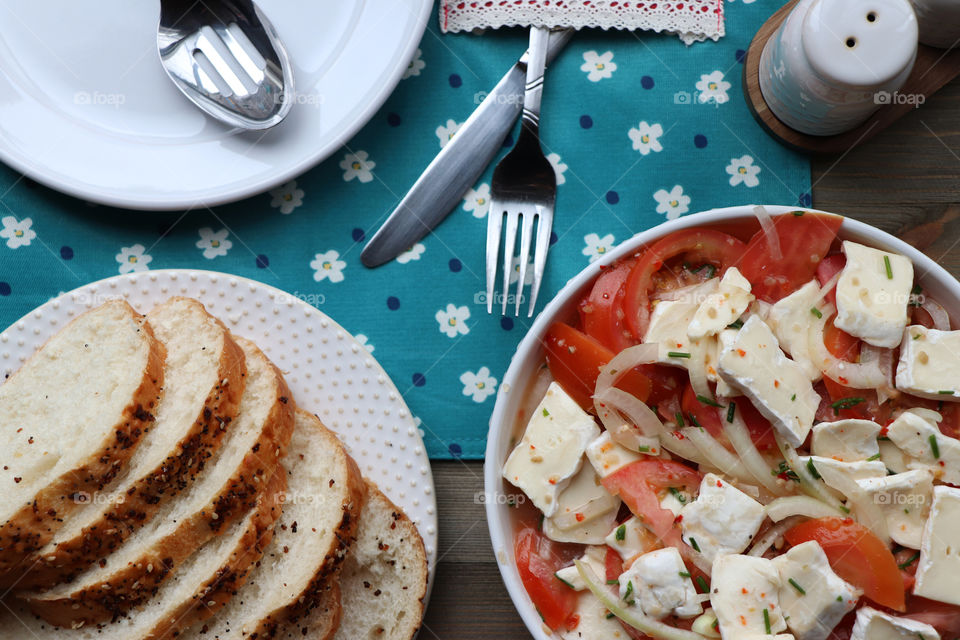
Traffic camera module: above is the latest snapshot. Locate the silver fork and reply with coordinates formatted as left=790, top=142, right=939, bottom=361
left=485, top=26, right=556, bottom=318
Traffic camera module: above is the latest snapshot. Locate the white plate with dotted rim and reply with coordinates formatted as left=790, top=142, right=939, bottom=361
left=0, top=269, right=438, bottom=601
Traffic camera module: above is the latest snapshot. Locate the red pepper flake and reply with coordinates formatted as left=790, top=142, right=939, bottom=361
left=716, top=480, right=723, bottom=487
left=739, top=615, right=747, bottom=626
left=575, top=513, right=585, bottom=522
left=674, top=514, right=684, bottom=523
left=838, top=376, right=849, bottom=385
left=741, top=587, right=748, bottom=594
left=774, top=380, right=780, bottom=388
left=736, top=349, right=746, bottom=357
left=568, top=614, right=581, bottom=630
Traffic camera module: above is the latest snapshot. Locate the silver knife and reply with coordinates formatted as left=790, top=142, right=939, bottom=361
left=360, top=29, right=573, bottom=267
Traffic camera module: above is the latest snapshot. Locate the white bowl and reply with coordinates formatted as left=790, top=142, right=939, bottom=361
left=484, top=204, right=960, bottom=640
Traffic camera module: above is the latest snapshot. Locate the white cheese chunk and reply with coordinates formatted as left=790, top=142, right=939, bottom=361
left=688, top=267, right=755, bottom=339
left=834, top=241, right=913, bottom=349
left=879, top=439, right=909, bottom=473
left=645, top=293, right=718, bottom=392
left=896, top=325, right=960, bottom=400
left=543, top=463, right=621, bottom=544
left=850, top=606, right=940, bottom=640
left=680, top=473, right=766, bottom=563
left=801, top=456, right=886, bottom=498
left=618, top=547, right=702, bottom=619
left=811, top=419, right=881, bottom=462
left=560, top=589, right=631, bottom=640
left=586, top=432, right=648, bottom=479
left=604, top=516, right=655, bottom=564
left=502, top=382, right=600, bottom=516
left=555, top=545, right=608, bottom=592
left=914, top=485, right=960, bottom=606
left=717, top=315, right=820, bottom=447
left=659, top=489, right=688, bottom=517
left=767, top=279, right=824, bottom=381
left=886, top=411, right=960, bottom=485
left=711, top=554, right=787, bottom=639
left=855, top=469, right=933, bottom=549
left=772, top=541, right=861, bottom=640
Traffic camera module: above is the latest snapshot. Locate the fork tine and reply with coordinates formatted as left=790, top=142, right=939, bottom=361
left=485, top=203, right=504, bottom=314
left=501, top=213, right=519, bottom=315
left=515, top=213, right=535, bottom=316
left=528, top=206, right=553, bottom=317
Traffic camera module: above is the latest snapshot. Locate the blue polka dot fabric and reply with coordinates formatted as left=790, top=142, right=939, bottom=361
left=0, top=1, right=809, bottom=459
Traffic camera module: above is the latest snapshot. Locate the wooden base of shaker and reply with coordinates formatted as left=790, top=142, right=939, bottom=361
left=743, top=0, right=960, bottom=155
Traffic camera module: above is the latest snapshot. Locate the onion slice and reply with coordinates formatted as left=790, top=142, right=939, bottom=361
left=774, top=431, right=847, bottom=512
left=808, top=304, right=887, bottom=389
left=921, top=296, right=951, bottom=331
left=765, top=495, right=844, bottom=522
left=681, top=427, right=755, bottom=484
left=753, top=205, right=782, bottom=261
left=747, top=516, right=804, bottom=557
left=550, top=491, right=621, bottom=530
left=595, top=343, right=660, bottom=397
left=575, top=560, right=711, bottom=640
left=723, top=412, right=789, bottom=496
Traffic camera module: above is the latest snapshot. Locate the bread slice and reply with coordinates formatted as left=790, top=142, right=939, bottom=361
left=8, top=298, right=247, bottom=590
left=176, top=409, right=365, bottom=640
left=22, top=337, right=295, bottom=627
left=326, top=483, right=428, bottom=640
left=0, top=300, right=164, bottom=573
left=0, top=466, right=286, bottom=640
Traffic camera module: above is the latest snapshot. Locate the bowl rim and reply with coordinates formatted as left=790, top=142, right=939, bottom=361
left=483, top=204, right=960, bottom=640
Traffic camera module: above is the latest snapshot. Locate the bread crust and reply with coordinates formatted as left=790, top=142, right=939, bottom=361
left=12, top=300, right=248, bottom=590
left=0, top=301, right=165, bottom=573
left=22, top=340, right=295, bottom=627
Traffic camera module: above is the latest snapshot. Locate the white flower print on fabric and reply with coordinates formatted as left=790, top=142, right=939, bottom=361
left=413, top=415, right=425, bottom=439
left=653, top=185, right=691, bottom=220
left=547, top=153, right=568, bottom=185
left=461, top=367, right=498, bottom=403
left=116, top=244, right=152, bottom=274
left=310, top=250, right=346, bottom=283
left=354, top=334, right=374, bottom=353
left=508, top=256, right=534, bottom=285
left=580, top=51, right=617, bottom=82
left=696, top=70, right=731, bottom=104
left=583, top=233, right=615, bottom=263
left=436, top=303, right=471, bottom=338
left=436, top=119, right=462, bottom=149
left=463, top=183, right=491, bottom=219
left=269, top=180, right=304, bottom=214
left=340, top=151, right=376, bottom=183
left=396, top=243, right=425, bottom=264
left=196, top=227, right=232, bottom=259
left=0, top=216, right=35, bottom=249
left=726, top=155, right=762, bottom=188
left=402, top=48, right=425, bottom=79
left=628, top=121, right=664, bottom=156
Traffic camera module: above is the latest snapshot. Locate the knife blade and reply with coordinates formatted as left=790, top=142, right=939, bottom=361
left=360, top=29, right=573, bottom=267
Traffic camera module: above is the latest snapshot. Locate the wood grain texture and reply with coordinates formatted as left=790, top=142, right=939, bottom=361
left=426, top=77, right=960, bottom=640
left=743, top=0, right=960, bottom=155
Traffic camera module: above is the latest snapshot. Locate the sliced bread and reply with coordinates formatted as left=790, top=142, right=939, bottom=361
left=177, top=408, right=365, bottom=639
left=0, top=300, right=164, bottom=573
left=10, top=298, right=247, bottom=590
left=327, top=482, right=428, bottom=640
left=22, top=337, right=295, bottom=627
left=0, top=466, right=286, bottom=640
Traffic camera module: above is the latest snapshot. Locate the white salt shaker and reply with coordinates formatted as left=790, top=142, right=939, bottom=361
left=910, top=0, right=960, bottom=49
left=759, top=0, right=918, bottom=136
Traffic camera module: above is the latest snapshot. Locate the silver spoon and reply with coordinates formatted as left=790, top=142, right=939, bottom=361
left=157, top=0, right=294, bottom=130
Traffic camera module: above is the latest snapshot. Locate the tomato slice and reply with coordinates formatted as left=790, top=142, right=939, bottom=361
left=785, top=517, right=905, bottom=611
left=543, top=323, right=652, bottom=411
left=740, top=212, right=843, bottom=302
left=823, top=317, right=861, bottom=363
left=681, top=382, right=724, bottom=439
left=580, top=261, right=638, bottom=353
left=904, top=597, right=960, bottom=636
left=816, top=253, right=845, bottom=307
left=514, top=525, right=579, bottom=631
left=622, top=229, right=747, bottom=339
left=739, top=399, right=779, bottom=452
left=605, top=546, right=623, bottom=583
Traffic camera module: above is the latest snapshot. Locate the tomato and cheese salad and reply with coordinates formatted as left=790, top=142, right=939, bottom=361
left=501, top=210, right=960, bottom=640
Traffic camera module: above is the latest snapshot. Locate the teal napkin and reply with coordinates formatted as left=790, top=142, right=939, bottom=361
left=0, top=1, right=810, bottom=459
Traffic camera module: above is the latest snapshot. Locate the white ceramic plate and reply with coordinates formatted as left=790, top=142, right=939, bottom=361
left=0, top=0, right=432, bottom=210
left=484, top=205, right=960, bottom=640
left=0, top=269, right=438, bottom=603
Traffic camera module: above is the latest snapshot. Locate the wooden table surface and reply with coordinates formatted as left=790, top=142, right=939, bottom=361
left=418, top=77, right=960, bottom=639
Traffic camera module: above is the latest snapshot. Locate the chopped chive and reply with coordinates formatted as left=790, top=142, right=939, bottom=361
left=830, top=397, right=865, bottom=415
left=727, top=319, right=744, bottom=330
left=703, top=264, right=717, bottom=279
left=679, top=570, right=692, bottom=578
left=638, top=445, right=651, bottom=453
left=542, top=408, right=550, bottom=417
left=913, top=284, right=923, bottom=295
left=939, top=390, right=955, bottom=395
left=774, top=460, right=800, bottom=482
left=913, top=333, right=922, bottom=340
left=696, top=394, right=724, bottom=408
left=898, top=552, right=921, bottom=570
left=607, top=579, right=620, bottom=585
left=615, top=524, right=627, bottom=541
left=810, top=307, right=823, bottom=319
left=807, top=459, right=822, bottom=480
left=791, top=393, right=797, bottom=401
left=712, top=619, right=719, bottom=630
left=836, top=595, right=843, bottom=602
left=623, top=580, right=634, bottom=604
left=555, top=573, right=575, bottom=589
left=884, top=255, right=894, bottom=280
left=792, top=210, right=805, bottom=217
left=675, top=412, right=685, bottom=428
left=688, top=413, right=703, bottom=430
left=867, top=453, right=882, bottom=461
left=668, top=351, right=692, bottom=359
left=788, top=578, right=806, bottom=595
left=538, top=514, right=544, bottom=531
left=726, top=402, right=736, bottom=423
left=689, top=537, right=701, bottom=553
left=840, top=505, right=851, bottom=514
left=695, top=576, right=709, bottom=593
left=606, top=612, right=616, bottom=619
left=763, top=608, right=772, bottom=634
left=669, top=487, right=688, bottom=504
left=930, top=434, right=941, bottom=459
